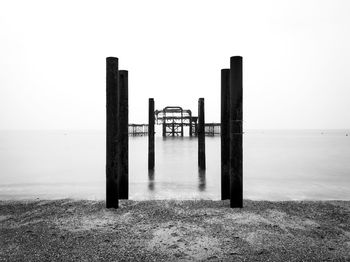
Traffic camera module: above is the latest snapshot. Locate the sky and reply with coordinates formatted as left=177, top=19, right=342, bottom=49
left=0, top=0, right=350, bottom=130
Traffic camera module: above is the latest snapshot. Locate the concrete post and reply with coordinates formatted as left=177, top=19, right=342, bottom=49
left=198, top=98, right=206, bottom=169
left=106, top=57, right=119, bottom=208
left=189, top=113, right=193, bottom=137
left=148, top=98, right=155, bottom=170
left=221, top=69, right=230, bottom=200
left=229, top=56, right=243, bottom=208
left=118, top=70, right=129, bottom=199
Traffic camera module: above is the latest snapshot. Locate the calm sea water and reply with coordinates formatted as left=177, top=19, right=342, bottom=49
left=0, top=130, right=349, bottom=201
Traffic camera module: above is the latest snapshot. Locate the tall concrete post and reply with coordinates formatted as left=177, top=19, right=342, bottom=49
left=221, top=69, right=230, bottom=200
left=198, top=98, right=206, bottom=169
left=148, top=98, right=155, bottom=170
left=106, top=57, right=119, bottom=208
left=229, top=56, right=243, bottom=208
left=118, top=70, right=129, bottom=199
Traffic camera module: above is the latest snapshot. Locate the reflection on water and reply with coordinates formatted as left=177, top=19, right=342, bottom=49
left=148, top=170, right=155, bottom=191
left=0, top=130, right=350, bottom=201
left=198, top=169, right=206, bottom=192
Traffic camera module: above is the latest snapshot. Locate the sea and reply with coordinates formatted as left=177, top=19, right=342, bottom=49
left=0, top=129, right=349, bottom=201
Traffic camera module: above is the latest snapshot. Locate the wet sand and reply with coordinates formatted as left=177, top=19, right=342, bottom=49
left=1, top=199, right=349, bottom=261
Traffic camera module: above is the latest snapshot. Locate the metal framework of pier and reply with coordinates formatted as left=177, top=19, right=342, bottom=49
left=128, top=120, right=220, bottom=136
left=155, top=106, right=197, bottom=137
left=128, top=124, right=148, bottom=136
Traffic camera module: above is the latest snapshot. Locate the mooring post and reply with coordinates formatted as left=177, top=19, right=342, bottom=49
left=106, top=57, right=119, bottom=208
left=229, top=56, right=243, bottom=208
left=221, top=69, right=230, bottom=200
left=118, top=70, right=129, bottom=199
left=198, top=98, right=206, bottom=169
left=148, top=98, right=155, bottom=170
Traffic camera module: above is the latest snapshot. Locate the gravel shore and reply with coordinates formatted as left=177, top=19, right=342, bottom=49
left=1, top=199, right=349, bottom=261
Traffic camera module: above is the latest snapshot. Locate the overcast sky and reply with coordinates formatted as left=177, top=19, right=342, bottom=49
left=1, top=0, right=349, bottom=130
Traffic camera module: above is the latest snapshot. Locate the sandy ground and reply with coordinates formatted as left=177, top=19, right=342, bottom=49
left=0, top=199, right=349, bottom=261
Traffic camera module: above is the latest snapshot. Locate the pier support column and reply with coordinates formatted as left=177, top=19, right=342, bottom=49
left=198, top=98, right=206, bottom=169
left=189, top=114, right=193, bottom=137
left=148, top=98, right=155, bottom=170
left=118, top=70, right=129, bottom=199
left=106, top=57, right=119, bottom=208
left=162, top=122, right=166, bottom=137
left=221, top=69, right=230, bottom=200
left=229, top=56, right=243, bottom=208
left=194, top=121, right=198, bottom=136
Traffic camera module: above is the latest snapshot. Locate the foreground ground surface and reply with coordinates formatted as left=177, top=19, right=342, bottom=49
left=0, top=200, right=349, bottom=261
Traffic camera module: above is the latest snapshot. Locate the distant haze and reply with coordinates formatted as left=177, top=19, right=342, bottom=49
left=1, top=0, right=350, bottom=130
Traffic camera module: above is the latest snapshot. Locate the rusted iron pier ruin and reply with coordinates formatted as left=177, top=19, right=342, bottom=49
left=127, top=123, right=220, bottom=136
left=106, top=56, right=243, bottom=209
left=154, top=106, right=220, bottom=137
left=155, top=106, right=197, bottom=136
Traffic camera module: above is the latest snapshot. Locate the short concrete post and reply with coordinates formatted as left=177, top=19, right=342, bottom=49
left=148, top=98, right=155, bottom=170
left=198, top=98, right=206, bottom=169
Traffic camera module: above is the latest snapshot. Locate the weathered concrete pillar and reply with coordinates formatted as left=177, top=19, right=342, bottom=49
left=198, top=98, right=206, bottom=169
left=106, top=57, right=119, bottom=208
left=221, top=69, right=230, bottom=200
left=229, top=56, right=243, bottom=208
left=148, top=98, right=155, bottom=170
left=118, top=70, right=129, bottom=199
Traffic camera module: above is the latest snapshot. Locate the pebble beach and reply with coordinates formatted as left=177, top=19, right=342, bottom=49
left=1, top=199, right=349, bottom=261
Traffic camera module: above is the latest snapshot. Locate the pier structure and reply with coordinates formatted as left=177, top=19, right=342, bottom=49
left=128, top=124, right=148, bottom=136
left=154, top=106, right=219, bottom=137
left=155, top=106, right=197, bottom=137
left=205, top=123, right=221, bottom=136
left=130, top=118, right=219, bottom=137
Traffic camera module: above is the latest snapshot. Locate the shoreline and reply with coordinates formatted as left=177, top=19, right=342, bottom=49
left=1, top=199, right=349, bottom=261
